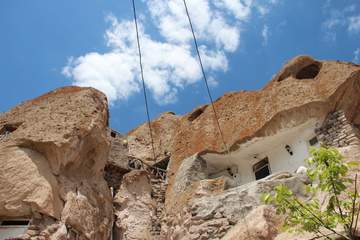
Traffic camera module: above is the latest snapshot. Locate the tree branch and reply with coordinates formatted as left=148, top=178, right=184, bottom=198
left=350, top=174, right=357, bottom=236
left=293, top=199, right=349, bottom=239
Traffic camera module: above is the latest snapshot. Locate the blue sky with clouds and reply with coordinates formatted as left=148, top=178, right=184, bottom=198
left=1, top=0, right=360, bottom=134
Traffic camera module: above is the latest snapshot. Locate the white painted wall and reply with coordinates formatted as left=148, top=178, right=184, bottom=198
left=0, top=226, right=27, bottom=240
left=203, top=118, right=322, bottom=186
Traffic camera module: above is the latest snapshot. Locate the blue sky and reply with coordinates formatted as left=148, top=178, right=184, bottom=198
left=1, top=0, right=359, bottom=134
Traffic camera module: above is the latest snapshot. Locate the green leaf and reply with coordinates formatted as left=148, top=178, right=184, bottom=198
left=347, top=161, right=359, bottom=167
left=275, top=183, right=284, bottom=191
left=261, top=194, right=268, bottom=203
left=261, top=194, right=274, bottom=205
left=260, top=145, right=358, bottom=238
left=266, top=195, right=273, bottom=205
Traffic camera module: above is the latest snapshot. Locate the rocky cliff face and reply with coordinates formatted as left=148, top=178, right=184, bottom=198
left=1, top=55, right=360, bottom=240
left=0, top=86, right=113, bottom=239
left=126, top=55, right=360, bottom=239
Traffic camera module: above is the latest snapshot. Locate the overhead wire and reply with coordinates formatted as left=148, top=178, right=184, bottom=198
left=182, top=0, right=253, bottom=239
left=131, top=1, right=253, bottom=235
left=131, top=0, right=156, bottom=161
left=182, top=0, right=229, bottom=156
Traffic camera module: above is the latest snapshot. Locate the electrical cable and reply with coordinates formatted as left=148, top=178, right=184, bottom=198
left=131, top=0, right=156, bottom=161
left=182, top=0, right=230, bottom=156
left=182, top=1, right=253, bottom=239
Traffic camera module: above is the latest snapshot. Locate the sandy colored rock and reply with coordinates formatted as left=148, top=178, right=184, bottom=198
left=0, top=86, right=113, bottom=239
left=113, top=170, right=155, bottom=239
left=222, top=205, right=284, bottom=240
left=125, top=55, right=360, bottom=239
left=127, top=111, right=181, bottom=162
left=173, top=154, right=208, bottom=195
left=1, top=55, right=360, bottom=240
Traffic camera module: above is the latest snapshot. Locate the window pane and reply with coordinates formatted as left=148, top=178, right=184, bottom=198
left=255, top=165, right=270, bottom=180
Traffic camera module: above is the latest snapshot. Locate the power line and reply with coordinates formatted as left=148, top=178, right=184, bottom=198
left=131, top=0, right=156, bottom=161
left=182, top=0, right=229, bottom=156
left=182, top=1, right=253, bottom=239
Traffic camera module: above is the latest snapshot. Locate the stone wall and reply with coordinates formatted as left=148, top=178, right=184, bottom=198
left=316, top=110, right=360, bottom=147
left=108, top=129, right=129, bottom=169
left=151, top=179, right=168, bottom=237
left=161, top=172, right=311, bottom=240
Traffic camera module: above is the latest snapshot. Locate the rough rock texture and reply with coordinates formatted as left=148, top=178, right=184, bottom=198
left=113, top=170, right=155, bottom=239
left=107, top=129, right=129, bottom=169
left=127, top=111, right=181, bottom=162
left=162, top=173, right=310, bottom=240
left=173, top=154, right=208, bottom=195
left=126, top=55, right=360, bottom=239
left=222, top=205, right=284, bottom=240
left=2, top=55, right=360, bottom=240
left=0, top=86, right=113, bottom=239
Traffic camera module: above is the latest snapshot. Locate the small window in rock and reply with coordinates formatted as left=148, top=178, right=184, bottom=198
left=110, top=132, right=116, bottom=138
left=309, top=136, right=319, bottom=146
left=253, top=157, right=271, bottom=180
left=0, top=124, right=20, bottom=139
left=0, top=220, right=29, bottom=226
left=188, top=109, right=204, bottom=122
left=296, top=64, right=321, bottom=79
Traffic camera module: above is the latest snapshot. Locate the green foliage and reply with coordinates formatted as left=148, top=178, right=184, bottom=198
left=261, top=144, right=360, bottom=240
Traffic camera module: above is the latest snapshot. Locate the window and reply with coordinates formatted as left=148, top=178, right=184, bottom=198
left=110, top=131, right=116, bottom=138
left=0, top=220, right=29, bottom=240
left=1, top=221, right=29, bottom=226
left=253, top=157, right=271, bottom=180
left=309, top=136, right=319, bottom=146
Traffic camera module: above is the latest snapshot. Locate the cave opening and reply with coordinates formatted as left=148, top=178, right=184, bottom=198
left=188, top=109, right=204, bottom=122
left=296, top=64, right=321, bottom=79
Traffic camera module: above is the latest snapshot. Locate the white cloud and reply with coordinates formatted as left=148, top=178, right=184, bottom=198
left=322, top=4, right=360, bottom=41
left=62, top=0, right=277, bottom=106
left=348, top=15, right=360, bottom=34
left=147, top=0, right=192, bottom=44
left=262, top=25, right=269, bottom=45
left=214, top=0, right=252, bottom=21
left=353, top=48, right=360, bottom=64
left=62, top=56, right=74, bottom=78
left=63, top=52, right=140, bottom=105
left=147, top=0, right=241, bottom=52
left=323, top=18, right=346, bottom=29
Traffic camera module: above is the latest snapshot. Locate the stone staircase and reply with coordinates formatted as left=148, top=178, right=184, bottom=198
left=151, top=178, right=168, bottom=237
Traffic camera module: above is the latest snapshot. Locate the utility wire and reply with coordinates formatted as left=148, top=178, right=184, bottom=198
left=182, top=1, right=253, bottom=239
left=182, top=0, right=229, bottom=156
left=132, top=0, right=156, bottom=161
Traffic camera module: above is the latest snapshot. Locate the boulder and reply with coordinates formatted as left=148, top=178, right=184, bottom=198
left=222, top=205, right=284, bottom=240
left=0, top=86, right=113, bottom=239
left=172, top=154, right=208, bottom=195
left=113, top=170, right=155, bottom=239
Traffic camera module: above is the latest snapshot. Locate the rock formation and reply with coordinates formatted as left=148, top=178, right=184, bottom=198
left=126, top=55, right=360, bottom=239
left=1, top=55, right=360, bottom=240
left=0, top=86, right=113, bottom=239
left=113, top=170, right=155, bottom=239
